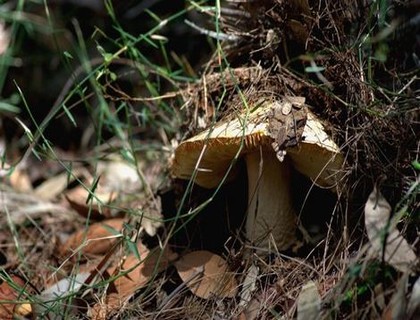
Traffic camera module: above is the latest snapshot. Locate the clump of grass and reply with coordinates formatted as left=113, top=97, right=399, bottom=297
left=169, top=0, right=419, bottom=318
left=0, top=0, right=216, bottom=318
left=0, top=0, right=418, bottom=318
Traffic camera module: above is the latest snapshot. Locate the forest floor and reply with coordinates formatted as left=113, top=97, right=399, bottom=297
left=0, top=1, right=419, bottom=319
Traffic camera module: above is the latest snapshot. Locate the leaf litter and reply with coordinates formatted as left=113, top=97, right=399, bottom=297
left=0, top=0, right=419, bottom=318
left=364, top=186, right=417, bottom=273
left=0, top=274, right=30, bottom=319
left=174, top=250, right=238, bottom=300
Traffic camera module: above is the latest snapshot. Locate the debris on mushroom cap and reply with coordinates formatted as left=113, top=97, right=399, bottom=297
left=171, top=99, right=343, bottom=189
left=287, top=111, right=344, bottom=188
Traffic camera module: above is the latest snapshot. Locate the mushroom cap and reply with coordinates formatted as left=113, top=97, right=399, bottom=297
left=171, top=100, right=343, bottom=189
left=287, top=111, right=344, bottom=188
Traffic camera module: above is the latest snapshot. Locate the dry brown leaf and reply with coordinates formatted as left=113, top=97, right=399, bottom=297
left=109, top=243, right=178, bottom=298
left=60, top=218, right=124, bottom=256
left=243, top=296, right=263, bottom=320
left=237, top=312, right=247, bottom=320
left=90, top=293, right=122, bottom=320
left=374, top=283, right=386, bottom=310
left=239, top=264, right=259, bottom=309
left=175, top=250, right=238, bottom=299
left=0, top=275, right=28, bottom=320
left=297, top=281, right=321, bottom=320
left=34, top=272, right=90, bottom=318
left=90, top=243, right=178, bottom=319
left=96, top=160, right=142, bottom=194
left=364, top=187, right=417, bottom=273
left=0, top=189, right=73, bottom=225
left=13, top=302, right=32, bottom=317
left=8, top=168, right=32, bottom=192
left=293, top=0, right=311, bottom=16
left=65, top=184, right=115, bottom=219
left=0, top=21, right=10, bottom=55
left=381, top=276, right=407, bottom=320
left=287, top=19, right=309, bottom=44
left=34, top=167, right=88, bottom=200
left=407, top=276, right=420, bottom=319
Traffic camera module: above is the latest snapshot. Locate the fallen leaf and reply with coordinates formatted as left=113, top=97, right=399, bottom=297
left=0, top=21, right=10, bottom=55
left=407, top=276, right=420, bottom=319
left=40, top=273, right=90, bottom=298
left=364, top=187, right=417, bottom=273
left=175, top=250, right=238, bottom=299
left=287, top=19, right=309, bottom=44
left=381, top=276, right=407, bottom=320
left=90, top=293, right=121, bottom=320
left=294, top=0, right=311, bottom=16
left=8, top=168, right=32, bottom=192
left=97, top=160, right=142, bottom=194
left=64, top=159, right=142, bottom=219
left=90, top=243, right=177, bottom=319
left=374, top=283, right=386, bottom=310
left=243, top=296, right=262, bottom=320
left=34, top=167, right=88, bottom=200
left=239, top=264, right=259, bottom=308
left=240, top=264, right=261, bottom=319
left=34, top=272, right=90, bottom=319
left=0, top=190, right=71, bottom=225
left=65, top=184, right=115, bottom=219
left=237, top=312, right=247, bottom=320
left=13, top=302, right=32, bottom=317
left=297, top=281, right=321, bottom=320
left=0, top=275, right=27, bottom=320
left=60, top=218, right=124, bottom=256
left=110, top=243, right=177, bottom=298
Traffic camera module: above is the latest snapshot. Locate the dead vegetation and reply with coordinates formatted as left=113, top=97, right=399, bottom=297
left=0, top=0, right=419, bottom=319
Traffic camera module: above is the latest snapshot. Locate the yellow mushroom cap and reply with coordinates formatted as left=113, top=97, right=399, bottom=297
left=287, top=111, right=344, bottom=188
left=171, top=100, right=344, bottom=189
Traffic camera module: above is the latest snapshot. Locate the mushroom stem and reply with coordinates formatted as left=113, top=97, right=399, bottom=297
left=245, top=150, right=297, bottom=252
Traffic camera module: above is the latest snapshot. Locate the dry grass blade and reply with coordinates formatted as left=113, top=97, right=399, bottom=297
left=364, top=187, right=417, bottom=273
left=175, top=250, right=238, bottom=299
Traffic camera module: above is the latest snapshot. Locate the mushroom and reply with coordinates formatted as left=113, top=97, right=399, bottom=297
left=171, top=97, right=343, bottom=252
